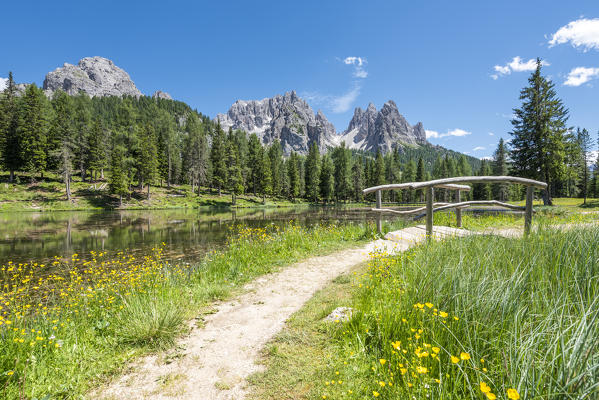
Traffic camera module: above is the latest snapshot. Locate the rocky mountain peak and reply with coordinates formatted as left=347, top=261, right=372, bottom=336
left=216, top=91, right=336, bottom=154
left=43, top=56, right=142, bottom=98
left=152, top=90, right=172, bottom=100
left=340, top=100, right=427, bottom=153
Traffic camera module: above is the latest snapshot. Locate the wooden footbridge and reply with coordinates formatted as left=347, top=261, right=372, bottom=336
left=364, top=176, right=548, bottom=237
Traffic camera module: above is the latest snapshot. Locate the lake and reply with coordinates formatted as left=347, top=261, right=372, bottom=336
left=0, top=206, right=393, bottom=266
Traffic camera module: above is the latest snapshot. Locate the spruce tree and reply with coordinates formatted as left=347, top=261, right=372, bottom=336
left=19, top=84, right=47, bottom=180
left=210, top=123, right=227, bottom=195
left=510, top=59, right=569, bottom=205
left=87, top=118, right=107, bottom=181
left=304, top=142, right=320, bottom=202
left=492, top=138, right=509, bottom=201
left=415, top=157, right=426, bottom=201
left=257, top=150, right=272, bottom=204
left=48, top=91, right=75, bottom=198
left=268, top=141, right=283, bottom=197
left=333, top=144, right=351, bottom=202
left=109, top=139, right=129, bottom=207
left=287, top=151, right=300, bottom=200
left=138, top=123, right=158, bottom=199
left=247, top=133, right=262, bottom=195
left=72, top=93, right=92, bottom=181
left=351, top=156, right=364, bottom=202
left=226, top=130, right=244, bottom=205
left=576, top=128, right=592, bottom=204
left=319, top=155, right=334, bottom=203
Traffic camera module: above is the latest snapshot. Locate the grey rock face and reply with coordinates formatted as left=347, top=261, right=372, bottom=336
left=152, top=90, right=172, bottom=100
left=216, top=91, right=336, bottom=155
left=43, top=57, right=142, bottom=98
left=340, top=100, right=427, bottom=153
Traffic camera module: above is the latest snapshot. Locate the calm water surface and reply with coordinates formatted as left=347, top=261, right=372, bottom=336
left=0, top=207, right=394, bottom=265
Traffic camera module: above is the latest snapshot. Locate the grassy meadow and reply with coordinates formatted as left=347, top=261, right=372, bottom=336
left=251, top=226, right=599, bottom=400
left=0, top=221, right=386, bottom=398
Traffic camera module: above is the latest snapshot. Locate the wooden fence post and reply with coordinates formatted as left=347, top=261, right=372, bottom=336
left=376, top=190, right=382, bottom=235
left=456, top=190, right=462, bottom=228
left=426, top=186, right=434, bottom=239
left=525, top=185, right=533, bottom=235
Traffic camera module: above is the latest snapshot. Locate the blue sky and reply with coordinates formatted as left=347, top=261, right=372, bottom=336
left=1, top=0, right=598, bottom=158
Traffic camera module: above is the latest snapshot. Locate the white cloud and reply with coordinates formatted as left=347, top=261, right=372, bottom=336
left=488, top=132, right=495, bottom=136
left=426, top=128, right=472, bottom=139
left=481, top=156, right=493, bottom=161
left=343, top=56, right=368, bottom=79
left=302, top=84, right=362, bottom=114
left=331, top=86, right=361, bottom=113
left=473, top=146, right=486, bottom=151
left=548, top=18, right=599, bottom=51
left=491, top=57, right=548, bottom=79
left=564, top=66, right=599, bottom=86
left=0, top=77, right=7, bottom=91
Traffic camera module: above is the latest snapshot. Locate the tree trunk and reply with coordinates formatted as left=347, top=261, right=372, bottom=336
left=197, top=180, right=201, bottom=197
left=65, top=173, right=71, bottom=201
left=9, top=170, right=14, bottom=183
left=147, top=184, right=150, bottom=200
left=218, top=186, right=221, bottom=196
left=100, top=169, right=104, bottom=179
left=119, top=194, right=123, bottom=208
left=232, top=192, right=236, bottom=206
left=262, top=193, right=266, bottom=205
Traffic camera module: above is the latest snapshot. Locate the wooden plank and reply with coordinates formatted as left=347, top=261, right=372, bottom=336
left=430, top=200, right=526, bottom=213
left=525, top=186, right=533, bottom=235
left=456, top=190, right=462, bottom=228
left=376, top=190, right=382, bottom=235
left=407, top=176, right=547, bottom=190
left=426, top=187, right=434, bottom=239
left=363, top=182, right=471, bottom=194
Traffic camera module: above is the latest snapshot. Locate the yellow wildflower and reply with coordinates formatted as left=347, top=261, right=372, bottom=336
left=460, top=352, right=471, bottom=360
left=507, top=388, right=520, bottom=400
left=451, top=356, right=460, bottom=364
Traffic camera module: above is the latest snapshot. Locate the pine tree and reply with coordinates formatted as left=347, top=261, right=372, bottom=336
left=403, top=159, right=416, bottom=203
left=257, top=150, right=272, bottom=204
left=72, top=93, right=92, bottom=181
left=48, top=91, right=76, bottom=199
left=351, top=156, right=364, bottom=202
left=510, top=59, right=569, bottom=205
left=319, top=155, right=334, bottom=203
left=138, top=123, right=159, bottom=199
left=0, top=72, right=22, bottom=182
left=576, top=128, right=592, bottom=204
left=287, top=151, right=300, bottom=200
left=19, top=84, right=47, bottom=180
left=87, top=118, right=107, bottom=181
left=492, top=138, right=509, bottom=201
left=473, top=160, right=492, bottom=200
left=268, top=141, right=283, bottom=197
left=333, top=144, right=351, bottom=202
left=109, top=138, right=129, bottom=207
left=226, top=130, right=244, bottom=205
left=247, top=133, right=262, bottom=195
left=210, top=123, right=227, bottom=195
left=304, top=142, right=320, bottom=202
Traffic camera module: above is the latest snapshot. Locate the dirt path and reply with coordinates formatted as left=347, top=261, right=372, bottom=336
left=97, top=242, right=396, bottom=400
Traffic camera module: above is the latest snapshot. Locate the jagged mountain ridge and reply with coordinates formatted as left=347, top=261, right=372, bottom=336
left=335, top=100, right=427, bottom=153
left=216, top=91, right=337, bottom=154
left=217, top=92, right=428, bottom=155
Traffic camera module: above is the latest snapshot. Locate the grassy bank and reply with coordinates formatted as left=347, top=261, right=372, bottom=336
left=0, top=221, right=388, bottom=398
left=0, top=173, right=322, bottom=211
left=251, top=227, right=599, bottom=399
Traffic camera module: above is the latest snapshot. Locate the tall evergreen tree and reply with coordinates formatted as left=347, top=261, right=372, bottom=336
left=18, top=84, right=47, bottom=180
left=304, top=142, right=320, bottom=202
left=226, top=130, right=244, bottom=205
left=333, top=144, right=351, bottom=202
left=87, top=118, right=107, bottom=181
left=72, top=93, right=92, bottom=181
left=287, top=152, right=300, bottom=200
left=319, top=155, right=334, bottom=203
left=492, top=138, right=509, bottom=201
left=138, top=123, right=159, bottom=199
left=210, top=123, right=227, bottom=195
left=0, top=73, right=22, bottom=182
left=257, top=149, right=272, bottom=204
left=109, top=138, right=129, bottom=207
left=247, top=133, right=262, bottom=195
left=510, top=59, right=569, bottom=205
left=575, top=128, right=592, bottom=203
left=415, top=157, right=426, bottom=202
left=351, top=156, right=364, bottom=202
left=268, top=140, right=283, bottom=197
left=48, top=91, right=75, bottom=199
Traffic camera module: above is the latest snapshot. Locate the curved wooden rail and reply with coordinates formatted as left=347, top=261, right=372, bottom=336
left=407, top=176, right=547, bottom=190
left=363, top=182, right=471, bottom=194
left=364, top=175, right=546, bottom=237
left=371, top=202, right=469, bottom=216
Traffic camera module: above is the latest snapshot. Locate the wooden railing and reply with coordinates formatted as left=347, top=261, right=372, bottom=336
left=363, top=176, right=547, bottom=237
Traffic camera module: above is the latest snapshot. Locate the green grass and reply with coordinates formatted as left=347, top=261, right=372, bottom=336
left=0, top=172, right=323, bottom=211
left=0, top=221, right=393, bottom=399
left=249, top=227, right=599, bottom=400
left=317, top=227, right=599, bottom=399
